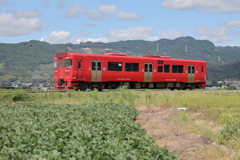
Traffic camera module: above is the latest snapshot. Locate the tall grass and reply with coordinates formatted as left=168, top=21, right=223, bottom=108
left=1, top=89, right=240, bottom=153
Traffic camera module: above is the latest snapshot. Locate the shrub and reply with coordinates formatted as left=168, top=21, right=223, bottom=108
left=12, top=92, right=35, bottom=102
left=227, top=86, right=237, bottom=90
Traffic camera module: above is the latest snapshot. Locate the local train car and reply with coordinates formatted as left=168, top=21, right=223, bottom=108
left=54, top=52, right=207, bottom=90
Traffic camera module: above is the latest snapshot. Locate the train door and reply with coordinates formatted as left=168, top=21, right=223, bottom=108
left=77, top=59, right=82, bottom=79
left=188, top=65, right=195, bottom=83
left=200, top=65, right=204, bottom=81
left=144, top=63, right=153, bottom=82
left=58, top=59, right=64, bottom=79
left=91, top=60, right=102, bottom=82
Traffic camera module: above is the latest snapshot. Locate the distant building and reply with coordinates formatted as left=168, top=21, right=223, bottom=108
left=12, top=84, right=19, bottom=88
left=221, top=84, right=228, bottom=88
left=0, top=83, right=14, bottom=89
left=22, top=83, right=32, bottom=87
left=229, top=81, right=240, bottom=89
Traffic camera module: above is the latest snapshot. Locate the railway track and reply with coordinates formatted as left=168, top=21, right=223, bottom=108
left=1, top=88, right=239, bottom=94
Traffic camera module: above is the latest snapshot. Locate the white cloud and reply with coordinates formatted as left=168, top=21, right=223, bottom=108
left=40, top=31, right=75, bottom=44
left=194, top=27, right=231, bottom=43
left=115, top=11, right=143, bottom=20
left=86, top=9, right=108, bottom=21
left=0, top=0, right=7, bottom=8
left=40, top=31, right=108, bottom=44
left=8, top=10, right=43, bottom=19
left=64, top=4, right=142, bottom=21
left=225, top=21, right=240, bottom=28
left=77, top=37, right=108, bottom=43
left=229, top=44, right=240, bottom=47
left=148, top=30, right=186, bottom=41
left=85, top=5, right=119, bottom=20
left=64, top=4, right=114, bottom=20
left=108, top=27, right=185, bottom=41
left=40, top=28, right=187, bottom=44
left=64, top=5, right=86, bottom=18
left=162, top=0, right=240, bottom=13
left=0, top=12, right=43, bottom=37
left=97, top=5, right=118, bottom=14
left=108, top=27, right=157, bottom=41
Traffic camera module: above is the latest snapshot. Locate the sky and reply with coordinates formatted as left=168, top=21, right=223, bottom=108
left=0, top=0, right=240, bottom=46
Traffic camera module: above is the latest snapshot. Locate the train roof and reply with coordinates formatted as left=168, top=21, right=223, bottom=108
left=55, top=52, right=206, bottom=63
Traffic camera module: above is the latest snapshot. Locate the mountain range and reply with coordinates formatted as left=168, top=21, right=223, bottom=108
left=0, top=36, right=240, bottom=83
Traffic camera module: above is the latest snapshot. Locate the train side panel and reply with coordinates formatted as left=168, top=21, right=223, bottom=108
left=54, top=52, right=207, bottom=90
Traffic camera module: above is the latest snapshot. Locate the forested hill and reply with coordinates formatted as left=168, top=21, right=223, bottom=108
left=0, top=36, right=240, bottom=83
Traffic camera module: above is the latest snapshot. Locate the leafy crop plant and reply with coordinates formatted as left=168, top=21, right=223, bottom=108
left=0, top=102, right=180, bottom=159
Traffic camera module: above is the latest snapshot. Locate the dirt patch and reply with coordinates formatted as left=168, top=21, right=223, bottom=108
left=136, top=107, right=238, bottom=160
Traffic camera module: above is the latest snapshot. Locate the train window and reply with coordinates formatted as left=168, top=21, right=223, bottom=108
left=149, top=64, right=152, bottom=72
left=108, top=62, right=122, bottom=71
left=65, top=59, right=72, bottom=68
left=158, top=61, right=163, bottom=64
left=97, top=62, right=101, bottom=71
left=201, top=66, right=204, bottom=73
left=60, top=60, right=63, bottom=68
left=188, top=65, right=195, bottom=73
left=164, top=65, right=170, bottom=73
left=92, top=61, right=96, bottom=70
left=54, top=60, right=58, bottom=68
left=179, top=66, right=183, bottom=73
left=144, top=63, right=152, bottom=72
left=57, top=53, right=66, bottom=57
left=126, top=63, right=139, bottom=72
left=172, top=65, right=183, bottom=73
left=158, top=66, right=163, bottom=72
left=78, top=61, right=81, bottom=69
left=172, top=65, right=177, bottom=73
left=144, top=64, right=148, bottom=72
left=92, top=61, right=101, bottom=71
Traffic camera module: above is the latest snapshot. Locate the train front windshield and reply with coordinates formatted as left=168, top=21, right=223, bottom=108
left=54, top=59, right=72, bottom=68
left=65, top=59, right=72, bottom=68
left=54, top=60, right=58, bottom=68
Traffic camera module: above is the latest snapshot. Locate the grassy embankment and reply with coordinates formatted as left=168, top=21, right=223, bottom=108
left=1, top=89, right=240, bottom=159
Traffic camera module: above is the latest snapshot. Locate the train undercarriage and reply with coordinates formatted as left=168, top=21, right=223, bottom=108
left=59, top=80, right=205, bottom=91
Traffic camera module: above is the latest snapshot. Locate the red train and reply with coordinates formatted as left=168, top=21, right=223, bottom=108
left=54, top=52, right=207, bottom=90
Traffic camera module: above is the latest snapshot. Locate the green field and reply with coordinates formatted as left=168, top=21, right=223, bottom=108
left=1, top=89, right=240, bottom=159
left=0, top=90, right=179, bottom=159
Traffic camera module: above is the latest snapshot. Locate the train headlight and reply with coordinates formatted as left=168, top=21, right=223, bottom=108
left=58, top=80, right=64, bottom=85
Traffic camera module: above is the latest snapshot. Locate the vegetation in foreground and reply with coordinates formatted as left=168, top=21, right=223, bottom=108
left=1, top=89, right=240, bottom=159
left=0, top=91, right=179, bottom=159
